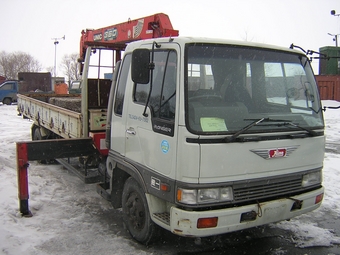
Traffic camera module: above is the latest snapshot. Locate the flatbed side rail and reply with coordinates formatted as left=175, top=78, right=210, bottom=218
left=17, top=94, right=82, bottom=139
left=16, top=138, right=98, bottom=216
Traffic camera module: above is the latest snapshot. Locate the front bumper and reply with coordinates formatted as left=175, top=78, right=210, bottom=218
left=169, top=187, right=324, bottom=237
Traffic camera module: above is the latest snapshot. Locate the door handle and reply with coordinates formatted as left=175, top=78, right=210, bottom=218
left=126, top=127, right=136, bottom=135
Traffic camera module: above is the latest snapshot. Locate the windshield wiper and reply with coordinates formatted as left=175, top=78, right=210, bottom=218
left=276, top=121, right=319, bottom=137
left=226, top=118, right=319, bottom=143
left=226, top=118, right=267, bottom=142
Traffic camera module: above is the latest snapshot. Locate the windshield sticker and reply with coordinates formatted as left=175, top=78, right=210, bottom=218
left=200, top=118, right=228, bottom=132
left=161, top=140, right=170, bottom=154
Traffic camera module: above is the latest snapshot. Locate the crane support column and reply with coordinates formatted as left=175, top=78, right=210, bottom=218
left=16, top=138, right=100, bottom=216
left=16, top=142, right=32, bottom=217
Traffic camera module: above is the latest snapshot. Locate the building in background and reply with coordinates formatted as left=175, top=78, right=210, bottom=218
left=0, top=76, right=6, bottom=85
left=315, top=46, right=340, bottom=101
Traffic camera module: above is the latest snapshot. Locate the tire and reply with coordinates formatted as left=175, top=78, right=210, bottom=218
left=3, top=98, right=12, bottom=105
left=32, top=126, right=43, bottom=141
left=122, top=177, right=158, bottom=244
left=32, top=126, right=56, bottom=164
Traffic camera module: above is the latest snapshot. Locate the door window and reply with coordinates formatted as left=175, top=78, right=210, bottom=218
left=134, top=50, right=177, bottom=136
left=134, top=50, right=177, bottom=120
left=0, top=83, right=13, bottom=90
left=114, top=54, right=131, bottom=116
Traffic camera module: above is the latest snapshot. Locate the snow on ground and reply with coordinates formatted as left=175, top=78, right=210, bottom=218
left=273, top=100, right=340, bottom=248
left=0, top=101, right=340, bottom=254
left=0, top=104, right=151, bottom=255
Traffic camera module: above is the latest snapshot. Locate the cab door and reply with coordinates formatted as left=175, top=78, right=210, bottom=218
left=109, top=54, right=132, bottom=156
left=125, top=47, right=179, bottom=179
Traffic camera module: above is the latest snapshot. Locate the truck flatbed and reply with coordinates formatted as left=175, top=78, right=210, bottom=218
left=17, top=93, right=83, bottom=139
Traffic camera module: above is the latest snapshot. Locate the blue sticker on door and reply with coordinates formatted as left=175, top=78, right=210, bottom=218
left=161, top=140, right=170, bottom=154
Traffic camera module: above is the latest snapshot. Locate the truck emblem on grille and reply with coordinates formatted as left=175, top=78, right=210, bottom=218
left=269, top=148, right=286, bottom=158
left=251, top=146, right=299, bottom=159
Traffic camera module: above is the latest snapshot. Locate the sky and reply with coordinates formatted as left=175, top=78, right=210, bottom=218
left=0, top=100, right=340, bottom=254
left=1, top=0, right=339, bottom=76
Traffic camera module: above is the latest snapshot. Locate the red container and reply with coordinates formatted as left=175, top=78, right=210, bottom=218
left=89, top=132, right=108, bottom=156
left=315, top=75, right=340, bottom=101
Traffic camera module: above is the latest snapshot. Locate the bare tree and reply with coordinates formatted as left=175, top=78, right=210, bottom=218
left=46, top=66, right=54, bottom=75
left=241, top=30, right=255, bottom=42
left=0, top=51, right=42, bottom=79
left=60, top=53, right=80, bottom=84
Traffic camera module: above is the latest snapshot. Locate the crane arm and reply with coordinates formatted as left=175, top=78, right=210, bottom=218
left=79, top=13, right=179, bottom=61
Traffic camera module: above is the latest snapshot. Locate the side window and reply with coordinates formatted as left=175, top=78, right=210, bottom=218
left=114, top=54, right=131, bottom=116
left=134, top=50, right=177, bottom=120
left=0, top=83, right=13, bottom=90
left=159, top=51, right=177, bottom=119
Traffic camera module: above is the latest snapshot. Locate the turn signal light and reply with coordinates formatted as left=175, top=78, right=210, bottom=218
left=160, top=183, right=170, bottom=192
left=315, top=193, right=324, bottom=204
left=197, top=217, right=218, bottom=228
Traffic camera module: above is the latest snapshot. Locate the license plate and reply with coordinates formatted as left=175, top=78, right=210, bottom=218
left=264, top=204, right=286, bottom=221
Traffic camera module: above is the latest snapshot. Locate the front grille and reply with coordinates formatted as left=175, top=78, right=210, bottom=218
left=233, top=174, right=305, bottom=203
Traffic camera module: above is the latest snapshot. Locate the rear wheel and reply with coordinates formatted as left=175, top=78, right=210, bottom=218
left=3, top=98, right=12, bottom=105
left=122, top=177, right=158, bottom=244
left=32, top=125, right=56, bottom=164
left=32, top=126, right=44, bottom=141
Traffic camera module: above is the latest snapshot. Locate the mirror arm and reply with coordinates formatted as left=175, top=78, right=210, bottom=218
left=142, top=41, right=158, bottom=117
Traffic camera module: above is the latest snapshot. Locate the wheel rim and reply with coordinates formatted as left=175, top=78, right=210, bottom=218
left=125, top=191, right=146, bottom=231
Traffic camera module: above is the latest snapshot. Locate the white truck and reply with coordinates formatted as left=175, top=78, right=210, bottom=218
left=17, top=13, right=325, bottom=244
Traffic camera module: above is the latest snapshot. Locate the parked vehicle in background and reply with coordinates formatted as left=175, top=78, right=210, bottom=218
left=68, top=80, right=82, bottom=94
left=0, top=72, right=53, bottom=105
left=0, top=80, right=19, bottom=105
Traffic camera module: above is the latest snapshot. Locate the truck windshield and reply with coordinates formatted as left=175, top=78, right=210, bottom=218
left=185, top=43, right=324, bottom=135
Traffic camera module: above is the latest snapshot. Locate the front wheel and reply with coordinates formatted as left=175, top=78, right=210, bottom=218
left=122, top=177, right=158, bottom=244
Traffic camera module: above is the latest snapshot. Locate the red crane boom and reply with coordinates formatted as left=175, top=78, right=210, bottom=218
left=79, top=13, right=179, bottom=62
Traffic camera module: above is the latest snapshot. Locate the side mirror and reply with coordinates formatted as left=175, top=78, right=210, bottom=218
left=131, top=49, right=150, bottom=84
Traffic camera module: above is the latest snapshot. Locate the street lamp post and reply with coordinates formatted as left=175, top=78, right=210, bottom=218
left=331, top=10, right=340, bottom=17
left=52, top=35, right=65, bottom=77
left=330, top=10, right=339, bottom=47
left=328, top=33, right=339, bottom=47
left=330, top=10, right=340, bottom=74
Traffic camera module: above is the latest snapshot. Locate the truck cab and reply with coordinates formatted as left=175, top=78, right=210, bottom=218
left=105, top=37, right=324, bottom=243
left=0, top=81, right=18, bottom=105
left=68, top=80, right=82, bottom=94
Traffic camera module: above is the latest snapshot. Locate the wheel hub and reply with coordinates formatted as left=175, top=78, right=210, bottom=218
left=126, top=192, right=145, bottom=230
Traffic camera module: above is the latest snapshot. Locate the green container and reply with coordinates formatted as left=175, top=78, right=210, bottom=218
left=319, top=46, right=340, bottom=75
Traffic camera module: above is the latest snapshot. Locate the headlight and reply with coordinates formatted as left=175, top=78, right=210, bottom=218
left=177, top=187, right=233, bottom=205
left=177, top=188, right=197, bottom=205
left=302, top=171, right=322, bottom=187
